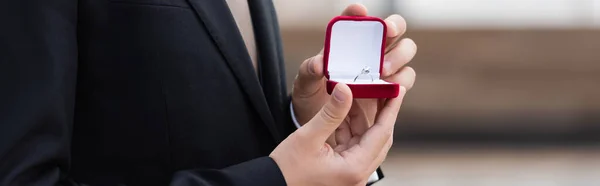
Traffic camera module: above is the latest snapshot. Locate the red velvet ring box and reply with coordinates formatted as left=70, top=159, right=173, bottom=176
left=324, top=16, right=400, bottom=98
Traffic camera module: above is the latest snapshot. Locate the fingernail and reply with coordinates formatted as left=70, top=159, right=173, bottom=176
left=332, top=87, right=347, bottom=103
left=387, top=21, right=397, bottom=36
left=407, top=38, right=417, bottom=52
left=400, top=86, right=407, bottom=96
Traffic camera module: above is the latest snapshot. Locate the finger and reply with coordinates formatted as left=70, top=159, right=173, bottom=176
left=368, top=130, right=394, bottom=172
left=375, top=98, right=386, bottom=120
left=384, top=66, right=416, bottom=90
left=326, top=134, right=337, bottom=147
left=357, top=86, right=406, bottom=160
left=301, top=84, right=353, bottom=147
left=382, top=38, right=417, bottom=77
left=384, top=15, right=407, bottom=56
left=384, top=14, right=407, bottom=39
left=335, top=118, right=352, bottom=149
left=341, top=3, right=368, bottom=16
left=293, top=55, right=325, bottom=97
left=348, top=99, right=375, bottom=137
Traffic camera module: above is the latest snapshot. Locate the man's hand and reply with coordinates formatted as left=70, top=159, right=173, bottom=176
left=271, top=84, right=406, bottom=186
left=291, top=3, right=417, bottom=147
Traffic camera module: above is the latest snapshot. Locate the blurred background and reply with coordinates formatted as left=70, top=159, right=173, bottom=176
left=273, top=0, right=600, bottom=185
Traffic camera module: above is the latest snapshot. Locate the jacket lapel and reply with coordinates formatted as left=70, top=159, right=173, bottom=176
left=185, top=0, right=281, bottom=142
left=248, top=0, right=290, bottom=140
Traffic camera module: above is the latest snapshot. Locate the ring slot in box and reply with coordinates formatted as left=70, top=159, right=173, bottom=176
left=324, top=16, right=400, bottom=98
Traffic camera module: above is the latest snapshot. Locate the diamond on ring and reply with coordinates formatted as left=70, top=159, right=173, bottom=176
left=354, top=66, right=374, bottom=82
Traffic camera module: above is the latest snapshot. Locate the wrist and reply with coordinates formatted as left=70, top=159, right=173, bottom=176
left=269, top=154, right=302, bottom=186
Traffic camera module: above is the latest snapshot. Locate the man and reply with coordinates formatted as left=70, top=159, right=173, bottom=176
left=0, top=0, right=417, bottom=185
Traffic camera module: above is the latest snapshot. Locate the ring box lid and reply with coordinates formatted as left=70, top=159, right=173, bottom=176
left=323, top=16, right=389, bottom=85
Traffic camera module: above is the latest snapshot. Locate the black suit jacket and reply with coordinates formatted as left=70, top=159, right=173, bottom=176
left=0, top=0, right=382, bottom=185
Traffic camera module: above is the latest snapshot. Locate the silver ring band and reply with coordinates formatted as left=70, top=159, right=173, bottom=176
left=353, top=74, right=374, bottom=82
left=353, top=66, right=374, bottom=82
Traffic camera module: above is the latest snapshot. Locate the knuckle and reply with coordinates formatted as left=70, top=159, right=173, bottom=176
left=298, top=57, right=314, bottom=76
left=300, top=57, right=311, bottom=68
left=320, top=105, right=341, bottom=123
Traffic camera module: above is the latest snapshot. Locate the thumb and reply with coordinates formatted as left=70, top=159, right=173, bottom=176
left=293, top=55, right=324, bottom=97
left=300, top=84, right=353, bottom=147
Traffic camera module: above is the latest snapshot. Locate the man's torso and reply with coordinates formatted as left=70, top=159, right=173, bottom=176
left=70, top=0, right=288, bottom=185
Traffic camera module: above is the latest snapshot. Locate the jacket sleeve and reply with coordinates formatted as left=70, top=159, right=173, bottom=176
left=0, top=1, right=286, bottom=186
left=171, top=157, right=285, bottom=186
